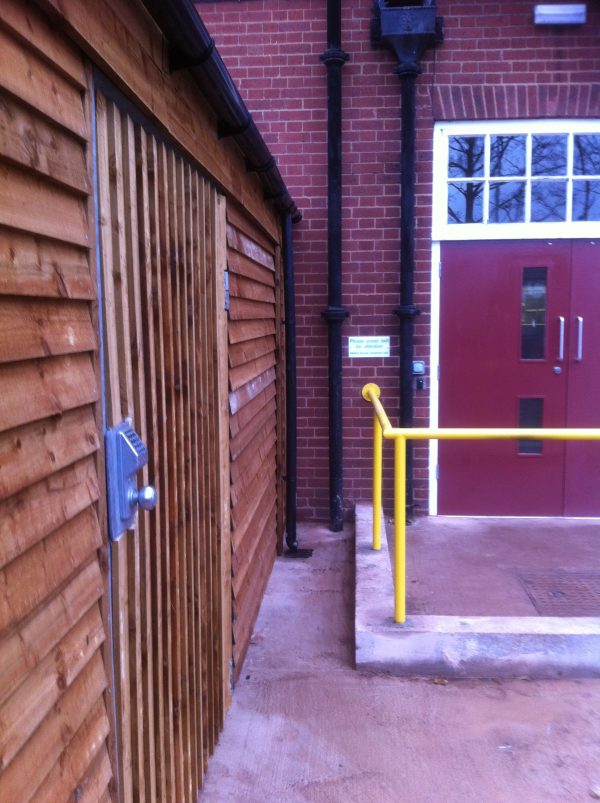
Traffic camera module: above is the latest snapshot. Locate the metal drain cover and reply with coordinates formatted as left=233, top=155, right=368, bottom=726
left=518, top=571, right=600, bottom=616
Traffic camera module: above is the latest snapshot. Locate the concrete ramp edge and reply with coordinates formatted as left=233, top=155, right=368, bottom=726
left=354, top=503, right=600, bottom=678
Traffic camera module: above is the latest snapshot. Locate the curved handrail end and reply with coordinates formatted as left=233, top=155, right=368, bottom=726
left=361, top=383, right=381, bottom=402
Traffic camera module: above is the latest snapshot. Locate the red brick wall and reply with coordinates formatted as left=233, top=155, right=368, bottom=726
left=197, top=0, right=600, bottom=520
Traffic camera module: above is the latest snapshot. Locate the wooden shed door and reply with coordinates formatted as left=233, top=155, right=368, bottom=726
left=95, top=86, right=231, bottom=802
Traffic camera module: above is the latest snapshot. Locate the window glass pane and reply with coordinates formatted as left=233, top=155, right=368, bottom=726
left=489, top=181, right=525, bottom=223
left=573, top=134, right=600, bottom=175
left=521, top=268, right=547, bottom=360
left=518, top=398, right=543, bottom=455
left=531, top=180, right=566, bottom=222
left=573, top=179, right=600, bottom=221
left=447, top=182, right=483, bottom=223
left=448, top=136, right=484, bottom=178
left=490, top=135, right=526, bottom=176
left=531, top=134, right=567, bottom=176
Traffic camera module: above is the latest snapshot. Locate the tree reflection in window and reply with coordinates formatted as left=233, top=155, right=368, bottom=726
left=446, top=128, right=600, bottom=226
left=490, top=135, right=526, bottom=176
left=448, top=182, right=483, bottom=223
left=489, top=181, right=525, bottom=223
left=573, top=180, right=600, bottom=220
left=532, top=135, right=567, bottom=176
left=573, top=135, right=600, bottom=220
left=574, top=134, right=600, bottom=175
left=448, top=136, right=484, bottom=177
left=447, top=136, right=484, bottom=223
left=531, top=181, right=566, bottom=222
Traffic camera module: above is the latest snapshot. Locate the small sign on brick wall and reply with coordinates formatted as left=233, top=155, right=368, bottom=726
left=348, top=336, right=390, bottom=358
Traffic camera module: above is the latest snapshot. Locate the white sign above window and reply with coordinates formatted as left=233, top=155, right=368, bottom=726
left=432, top=119, right=600, bottom=240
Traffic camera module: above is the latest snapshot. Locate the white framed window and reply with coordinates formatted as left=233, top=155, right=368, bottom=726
left=432, top=120, right=600, bottom=240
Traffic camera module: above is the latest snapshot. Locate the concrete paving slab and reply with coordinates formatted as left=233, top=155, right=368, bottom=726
left=201, top=521, right=600, bottom=802
left=406, top=514, right=600, bottom=616
left=355, top=505, right=600, bottom=678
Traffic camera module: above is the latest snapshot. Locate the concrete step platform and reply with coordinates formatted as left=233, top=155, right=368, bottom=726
left=355, top=504, right=600, bottom=678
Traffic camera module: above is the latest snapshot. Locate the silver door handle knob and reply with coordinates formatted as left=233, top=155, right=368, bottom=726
left=131, top=485, right=158, bottom=511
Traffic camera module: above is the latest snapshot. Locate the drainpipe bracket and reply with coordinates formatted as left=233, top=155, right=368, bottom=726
left=168, top=37, right=216, bottom=72
left=264, top=187, right=286, bottom=202
left=320, top=47, right=349, bottom=66
left=246, top=156, right=277, bottom=173
left=265, top=193, right=300, bottom=223
left=218, top=116, right=252, bottom=139
left=393, top=304, right=421, bottom=320
left=395, top=62, right=422, bottom=77
left=321, top=305, right=350, bottom=323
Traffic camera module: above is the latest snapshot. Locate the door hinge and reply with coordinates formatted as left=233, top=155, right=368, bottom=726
left=437, top=364, right=440, bottom=381
left=436, top=464, right=440, bottom=481
left=224, top=270, right=230, bottom=312
left=438, top=261, right=442, bottom=278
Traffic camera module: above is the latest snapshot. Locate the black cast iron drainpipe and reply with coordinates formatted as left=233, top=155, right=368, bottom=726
left=282, top=214, right=298, bottom=551
left=321, top=0, right=349, bottom=532
left=141, top=0, right=301, bottom=548
left=371, top=1, right=443, bottom=516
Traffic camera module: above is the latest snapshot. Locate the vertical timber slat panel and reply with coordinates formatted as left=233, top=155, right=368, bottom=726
left=97, top=92, right=134, bottom=803
left=206, top=187, right=219, bottom=750
left=189, top=172, right=205, bottom=777
left=0, top=4, right=112, bottom=801
left=215, top=195, right=233, bottom=715
left=196, top=176, right=211, bottom=773
left=97, top=88, right=231, bottom=800
left=135, top=124, right=159, bottom=803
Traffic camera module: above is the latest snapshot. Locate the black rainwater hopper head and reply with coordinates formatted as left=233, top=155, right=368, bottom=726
left=371, top=1, right=443, bottom=75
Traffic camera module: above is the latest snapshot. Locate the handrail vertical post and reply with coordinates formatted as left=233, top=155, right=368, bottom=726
left=394, top=436, right=407, bottom=623
left=373, top=413, right=383, bottom=550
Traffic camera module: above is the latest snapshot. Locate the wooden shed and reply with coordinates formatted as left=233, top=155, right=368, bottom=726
left=0, top=0, right=296, bottom=799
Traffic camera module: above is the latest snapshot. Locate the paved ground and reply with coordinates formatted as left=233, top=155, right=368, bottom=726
left=200, top=522, right=600, bottom=802
left=404, top=516, right=600, bottom=616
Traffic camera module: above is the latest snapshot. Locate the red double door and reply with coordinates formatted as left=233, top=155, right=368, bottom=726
left=439, top=240, right=600, bottom=516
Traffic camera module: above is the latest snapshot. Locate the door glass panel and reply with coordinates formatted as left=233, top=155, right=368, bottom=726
left=572, top=179, right=600, bottom=221
left=531, top=134, right=567, bottom=176
left=489, top=181, right=525, bottom=222
left=518, top=398, right=543, bottom=455
left=521, top=267, right=547, bottom=360
left=448, top=136, right=484, bottom=177
left=490, top=134, right=526, bottom=176
left=448, top=182, right=483, bottom=223
left=531, top=180, right=567, bottom=222
left=573, top=134, right=600, bottom=175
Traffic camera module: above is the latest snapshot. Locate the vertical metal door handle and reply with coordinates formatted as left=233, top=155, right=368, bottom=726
left=576, top=316, right=584, bottom=361
left=557, top=316, right=565, bottom=361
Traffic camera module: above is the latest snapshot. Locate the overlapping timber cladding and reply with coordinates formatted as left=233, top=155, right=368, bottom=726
left=0, top=0, right=293, bottom=799
left=226, top=208, right=285, bottom=677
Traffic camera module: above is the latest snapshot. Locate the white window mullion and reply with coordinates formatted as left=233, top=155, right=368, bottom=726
left=566, top=132, right=574, bottom=223
left=525, top=133, right=532, bottom=224
left=483, top=133, right=490, bottom=224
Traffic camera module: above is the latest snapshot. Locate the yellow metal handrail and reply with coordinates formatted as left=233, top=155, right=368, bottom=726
left=362, top=382, right=600, bottom=624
